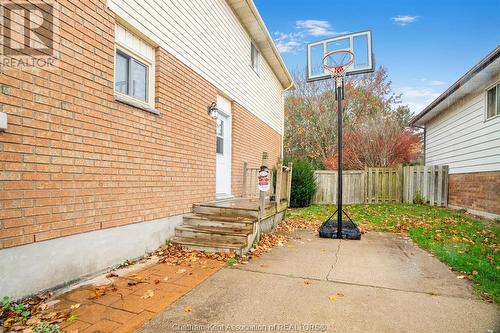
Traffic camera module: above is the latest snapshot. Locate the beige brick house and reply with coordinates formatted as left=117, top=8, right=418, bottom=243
left=0, top=0, right=293, bottom=298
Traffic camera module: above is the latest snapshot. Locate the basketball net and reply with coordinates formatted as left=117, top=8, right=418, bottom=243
left=322, top=50, right=355, bottom=87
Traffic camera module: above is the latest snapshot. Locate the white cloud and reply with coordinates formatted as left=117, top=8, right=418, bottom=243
left=398, top=86, right=442, bottom=113
left=430, top=80, right=445, bottom=86
left=274, top=20, right=345, bottom=54
left=274, top=32, right=303, bottom=53
left=295, top=20, right=336, bottom=36
left=392, top=15, right=419, bottom=26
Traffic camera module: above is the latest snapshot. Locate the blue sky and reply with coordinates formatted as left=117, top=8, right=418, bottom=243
left=255, top=0, right=500, bottom=114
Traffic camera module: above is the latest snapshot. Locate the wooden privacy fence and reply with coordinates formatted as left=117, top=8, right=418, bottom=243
left=314, top=170, right=365, bottom=204
left=313, top=165, right=449, bottom=206
left=365, top=166, right=403, bottom=203
left=403, top=165, right=449, bottom=207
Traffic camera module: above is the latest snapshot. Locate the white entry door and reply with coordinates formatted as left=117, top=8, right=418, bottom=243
left=215, top=95, right=232, bottom=198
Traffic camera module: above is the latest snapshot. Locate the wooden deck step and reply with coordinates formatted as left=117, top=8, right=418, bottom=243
left=183, top=213, right=256, bottom=229
left=175, top=224, right=251, bottom=243
left=172, top=236, right=246, bottom=255
left=177, top=224, right=251, bottom=236
left=193, top=204, right=259, bottom=218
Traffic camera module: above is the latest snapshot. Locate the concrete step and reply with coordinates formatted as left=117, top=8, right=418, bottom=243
left=183, top=213, right=255, bottom=230
left=172, top=236, right=246, bottom=255
left=175, top=225, right=251, bottom=243
left=193, top=204, right=259, bottom=218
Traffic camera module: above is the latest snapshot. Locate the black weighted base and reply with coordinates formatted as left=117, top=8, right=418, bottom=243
left=319, top=218, right=361, bottom=240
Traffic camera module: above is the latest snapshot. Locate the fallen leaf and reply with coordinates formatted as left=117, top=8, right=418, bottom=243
left=3, top=318, right=14, bottom=328
left=10, top=324, right=27, bottom=331
left=328, top=294, right=337, bottom=302
left=67, top=314, right=79, bottom=322
left=89, top=287, right=106, bottom=299
left=26, top=317, right=41, bottom=326
left=141, top=290, right=154, bottom=299
left=303, top=279, right=312, bottom=285
left=163, top=276, right=169, bottom=281
left=70, top=303, right=80, bottom=309
left=154, top=279, right=160, bottom=284
left=184, top=306, right=192, bottom=312
left=336, top=293, right=344, bottom=297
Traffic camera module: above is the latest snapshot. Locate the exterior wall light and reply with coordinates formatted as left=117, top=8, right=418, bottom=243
left=207, top=102, right=219, bottom=120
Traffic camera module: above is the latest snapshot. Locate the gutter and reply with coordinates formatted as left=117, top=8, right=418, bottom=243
left=411, top=45, right=500, bottom=126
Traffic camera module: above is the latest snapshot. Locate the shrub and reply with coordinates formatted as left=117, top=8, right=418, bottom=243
left=286, top=159, right=317, bottom=208
left=413, top=190, right=425, bottom=205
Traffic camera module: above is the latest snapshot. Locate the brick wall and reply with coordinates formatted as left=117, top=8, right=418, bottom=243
left=231, top=102, right=282, bottom=197
left=0, top=0, right=283, bottom=249
left=448, top=171, right=500, bottom=215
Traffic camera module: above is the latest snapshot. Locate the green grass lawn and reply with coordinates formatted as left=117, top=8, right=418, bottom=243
left=288, top=204, right=500, bottom=303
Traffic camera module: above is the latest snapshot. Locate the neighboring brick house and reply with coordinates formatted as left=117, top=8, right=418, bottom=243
left=0, top=0, right=293, bottom=298
left=411, top=46, right=500, bottom=219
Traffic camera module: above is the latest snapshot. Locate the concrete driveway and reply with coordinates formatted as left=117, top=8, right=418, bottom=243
left=138, top=231, right=499, bottom=333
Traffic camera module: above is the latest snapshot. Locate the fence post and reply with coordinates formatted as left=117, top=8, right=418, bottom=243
left=286, top=162, right=293, bottom=207
left=398, top=164, right=403, bottom=203
left=430, top=165, right=436, bottom=206
left=275, top=164, right=283, bottom=203
left=437, top=165, right=443, bottom=206
left=443, top=165, right=449, bottom=207
left=259, top=152, right=268, bottom=219
left=365, top=167, right=369, bottom=203
left=242, top=162, right=248, bottom=198
left=403, top=166, right=409, bottom=203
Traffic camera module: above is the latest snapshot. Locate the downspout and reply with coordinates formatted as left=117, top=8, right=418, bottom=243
left=281, top=81, right=295, bottom=161
left=411, top=125, right=426, bottom=164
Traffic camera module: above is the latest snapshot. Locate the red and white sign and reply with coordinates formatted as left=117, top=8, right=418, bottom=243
left=258, top=169, right=270, bottom=192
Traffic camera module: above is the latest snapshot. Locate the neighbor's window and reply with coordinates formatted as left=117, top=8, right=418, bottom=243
left=486, top=83, right=500, bottom=119
left=115, top=50, right=149, bottom=102
left=251, top=42, right=259, bottom=73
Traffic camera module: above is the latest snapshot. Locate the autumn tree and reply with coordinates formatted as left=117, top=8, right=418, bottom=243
left=284, top=67, right=421, bottom=169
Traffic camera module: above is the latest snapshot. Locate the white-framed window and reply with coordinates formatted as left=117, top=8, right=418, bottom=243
left=115, top=49, right=149, bottom=102
left=250, top=42, right=259, bottom=73
left=486, top=82, right=500, bottom=120
left=114, top=24, right=155, bottom=110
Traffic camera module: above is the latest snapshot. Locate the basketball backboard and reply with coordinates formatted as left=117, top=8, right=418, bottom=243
left=306, top=30, right=374, bottom=82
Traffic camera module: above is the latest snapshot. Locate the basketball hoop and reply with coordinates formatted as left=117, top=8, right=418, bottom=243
left=306, top=31, right=373, bottom=241
left=322, top=50, right=355, bottom=85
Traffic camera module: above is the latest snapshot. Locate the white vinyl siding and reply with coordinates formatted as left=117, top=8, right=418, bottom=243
left=107, top=0, right=285, bottom=134
left=425, top=91, right=500, bottom=174
left=251, top=42, right=259, bottom=73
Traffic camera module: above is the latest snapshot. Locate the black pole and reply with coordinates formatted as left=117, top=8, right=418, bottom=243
left=336, top=77, right=343, bottom=238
